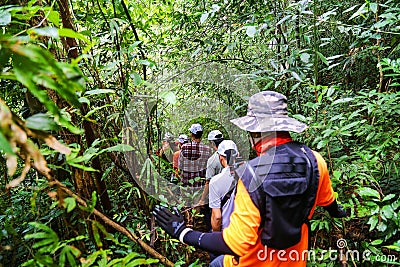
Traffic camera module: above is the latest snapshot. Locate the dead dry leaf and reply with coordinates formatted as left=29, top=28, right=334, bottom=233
left=48, top=191, right=58, bottom=200
left=6, top=154, right=17, bottom=176
left=44, top=135, right=71, bottom=155
left=6, top=157, right=30, bottom=189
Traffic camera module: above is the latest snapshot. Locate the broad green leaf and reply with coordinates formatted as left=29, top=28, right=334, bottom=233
left=78, top=97, right=90, bottom=105
left=349, top=3, right=367, bottom=20
left=129, top=41, right=142, bottom=50
left=63, top=197, right=77, bottom=213
left=127, top=258, right=159, bottom=266
left=376, top=221, right=387, bottom=232
left=0, top=10, right=11, bottom=26
left=392, top=199, right=400, bottom=210
left=83, top=104, right=112, bottom=118
left=357, top=187, right=380, bottom=199
left=382, top=194, right=396, bottom=202
left=28, top=222, right=58, bottom=235
left=300, top=53, right=310, bottom=63
left=291, top=71, right=302, bottom=82
left=246, top=26, right=257, bottom=37
left=370, top=239, right=383, bottom=245
left=317, top=139, right=328, bottom=149
left=343, top=5, right=359, bottom=14
left=200, top=12, right=208, bottom=24
left=130, top=72, right=143, bottom=86
left=367, top=216, right=378, bottom=231
left=137, top=59, right=156, bottom=68
left=333, top=170, right=342, bottom=180
left=381, top=205, right=394, bottom=220
left=369, top=3, right=378, bottom=13
left=316, top=51, right=329, bottom=66
left=92, top=222, right=102, bottom=248
left=91, top=191, right=97, bottom=208
left=26, top=113, right=60, bottom=131
left=332, top=97, right=354, bottom=105
left=276, top=15, right=291, bottom=26
left=35, top=73, right=81, bottom=107
left=35, top=254, right=55, bottom=266
left=58, top=28, right=90, bottom=43
left=12, top=48, right=82, bottom=134
left=64, top=246, right=79, bottom=267
left=32, top=238, right=57, bottom=249
left=68, top=162, right=99, bottom=172
left=84, top=89, right=115, bottom=95
left=99, top=144, right=135, bottom=153
left=32, top=27, right=59, bottom=38
left=159, top=90, right=177, bottom=105
left=48, top=10, right=60, bottom=27
left=384, top=241, right=400, bottom=252
left=341, top=121, right=361, bottom=131
left=25, top=232, right=52, bottom=240
left=0, top=130, right=15, bottom=155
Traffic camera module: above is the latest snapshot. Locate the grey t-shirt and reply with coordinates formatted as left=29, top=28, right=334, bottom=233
left=206, top=152, right=223, bottom=180
left=209, top=167, right=236, bottom=230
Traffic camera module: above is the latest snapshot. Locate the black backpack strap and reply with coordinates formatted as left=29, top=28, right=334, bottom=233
left=299, top=145, right=320, bottom=250
left=220, top=163, right=247, bottom=209
left=220, top=179, right=237, bottom=209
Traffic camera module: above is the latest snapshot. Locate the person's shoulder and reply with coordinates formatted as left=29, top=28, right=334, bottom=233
left=199, top=142, right=212, bottom=151
left=208, top=151, right=218, bottom=159
left=210, top=167, right=229, bottom=184
left=181, top=143, right=190, bottom=149
left=310, top=150, right=327, bottom=164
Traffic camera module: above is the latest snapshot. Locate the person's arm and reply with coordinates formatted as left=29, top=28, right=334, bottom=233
left=178, top=147, right=184, bottom=169
left=153, top=179, right=259, bottom=257
left=323, top=199, right=346, bottom=217
left=211, top=208, right=222, bottom=232
left=198, top=181, right=209, bottom=206
left=205, top=156, right=214, bottom=180
left=312, top=151, right=346, bottom=217
left=153, top=206, right=236, bottom=256
left=221, top=179, right=261, bottom=257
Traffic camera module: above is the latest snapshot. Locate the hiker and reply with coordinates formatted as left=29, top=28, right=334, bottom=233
left=178, top=123, right=212, bottom=187
left=208, top=140, right=239, bottom=232
left=206, top=130, right=225, bottom=180
left=154, top=91, right=346, bottom=267
left=171, top=134, right=189, bottom=183
left=156, top=132, right=175, bottom=163
left=197, top=129, right=225, bottom=206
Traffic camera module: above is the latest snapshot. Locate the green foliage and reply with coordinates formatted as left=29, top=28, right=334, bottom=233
left=355, top=188, right=400, bottom=239
left=1, top=36, right=83, bottom=134
left=22, top=222, right=158, bottom=267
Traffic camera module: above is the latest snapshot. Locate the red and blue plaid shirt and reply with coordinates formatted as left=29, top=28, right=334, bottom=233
left=178, top=140, right=212, bottom=186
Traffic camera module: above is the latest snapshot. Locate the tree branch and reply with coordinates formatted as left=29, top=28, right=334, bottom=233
left=50, top=180, right=174, bottom=266
left=120, top=0, right=147, bottom=81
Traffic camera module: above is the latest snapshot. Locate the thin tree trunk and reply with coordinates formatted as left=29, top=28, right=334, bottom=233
left=57, top=0, right=112, bottom=212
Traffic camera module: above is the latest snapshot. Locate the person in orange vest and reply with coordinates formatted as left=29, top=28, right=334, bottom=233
left=154, top=91, right=346, bottom=267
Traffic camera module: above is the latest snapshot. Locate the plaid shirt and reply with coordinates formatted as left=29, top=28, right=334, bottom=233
left=178, top=140, right=212, bottom=185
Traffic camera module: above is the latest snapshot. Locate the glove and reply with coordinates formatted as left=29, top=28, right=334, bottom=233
left=324, top=200, right=347, bottom=218
left=153, top=206, right=191, bottom=241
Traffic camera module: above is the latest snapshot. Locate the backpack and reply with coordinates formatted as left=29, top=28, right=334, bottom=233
left=238, top=142, right=320, bottom=250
